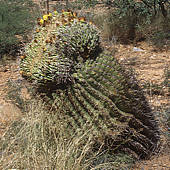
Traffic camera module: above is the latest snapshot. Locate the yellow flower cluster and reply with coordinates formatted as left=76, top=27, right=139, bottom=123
left=37, top=9, right=92, bottom=28
left=38, top=13, right=53, bottom=26
left=43, top=15, right=48, bottom=21
left=39, top=19, right=44, bottom=25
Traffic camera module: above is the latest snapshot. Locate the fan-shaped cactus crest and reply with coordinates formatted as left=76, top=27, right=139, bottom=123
left=20, top=10, right=159, bottom=159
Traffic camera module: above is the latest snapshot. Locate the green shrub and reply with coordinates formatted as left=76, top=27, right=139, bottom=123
left=53, top=0, right=99, bottom=12
left=71, top=0, right=99, bottom=9
left=93, top=0, right=170, bottom=44
left=163, top=66, right=170, bottom=88
left=0, top=0, right=40, bottom=54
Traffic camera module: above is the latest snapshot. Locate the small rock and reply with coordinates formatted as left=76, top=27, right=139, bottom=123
left=133, top=47, right=145, bottom=52
left=150, top=54, right=156, bottom=59
left=0, top=103, right=21, bottom=123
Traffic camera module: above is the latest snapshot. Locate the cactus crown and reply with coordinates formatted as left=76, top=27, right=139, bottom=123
left=20, top=10, right=100, bottom=86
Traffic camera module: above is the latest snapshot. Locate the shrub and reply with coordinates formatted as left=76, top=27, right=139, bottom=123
left=93, top=0, right=170, bottom=44
left=0, top=0, right=40, bottom=54
left=52, top=0, right=99, bottom=12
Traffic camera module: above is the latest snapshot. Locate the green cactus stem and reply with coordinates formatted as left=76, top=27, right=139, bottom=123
left=55, top=21, right=100, bottom=60
left=50, top=52, right=160, bottom=159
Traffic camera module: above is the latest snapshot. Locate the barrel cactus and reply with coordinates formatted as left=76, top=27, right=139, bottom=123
left=20, top=10, right=159, bottom=159
left=51, top=52, right=160, bottom=159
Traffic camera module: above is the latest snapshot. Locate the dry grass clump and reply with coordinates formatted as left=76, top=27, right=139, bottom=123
left=0, top=98, right=133, bottom=169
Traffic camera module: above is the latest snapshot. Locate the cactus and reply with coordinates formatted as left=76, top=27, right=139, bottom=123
left=20, top=10, right=100, bottom=86
left=51, top=52, right=160, bottom=159
left=20, top=11, right=159, bottom=159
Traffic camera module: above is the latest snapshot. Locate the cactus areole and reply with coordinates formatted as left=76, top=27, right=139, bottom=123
left=20, top=10, right=159, bottom=159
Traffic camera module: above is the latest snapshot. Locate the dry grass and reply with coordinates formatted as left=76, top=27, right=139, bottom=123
left=0, top=61, right=169, bottom=170
left=0, top=97, right=133, bottom=170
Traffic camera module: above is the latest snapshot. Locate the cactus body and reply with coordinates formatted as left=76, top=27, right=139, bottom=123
left=51, top=52, right=159, bottom=159
left=20, top=11, right=159, bottom=159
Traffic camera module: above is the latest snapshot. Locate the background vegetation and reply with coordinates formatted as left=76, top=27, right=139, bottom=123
left=93, top=0, right=170, bottom=46
left=0, top=0, right=40, bottom=56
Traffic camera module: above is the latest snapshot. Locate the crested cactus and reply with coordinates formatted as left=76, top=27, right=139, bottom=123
left=20, top=10, right=159, bottom=159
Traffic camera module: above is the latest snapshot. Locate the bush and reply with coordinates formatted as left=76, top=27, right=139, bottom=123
left=93, top=0, right=170, bottom=44
left=0, top=0, right=40, bottom=55
left=52, top=0, right=99, bottom=12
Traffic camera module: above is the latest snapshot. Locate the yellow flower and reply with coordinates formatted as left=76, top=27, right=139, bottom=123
left=19, top=70, right=24, bottom=75
left=78, top=17, right=86, bottom=22
left=43, top=15, right=48, bottom=21
left=43, top=47, right=47, bottom=52
left=48, top=13, right=52, bottom=18
left=89, top=21, right=93, bottom=25
left=36, top=28, right=40, bottom=33
left=73, top=12, right=77, bottom=18
left=39, top=19, right=44, bottom=25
